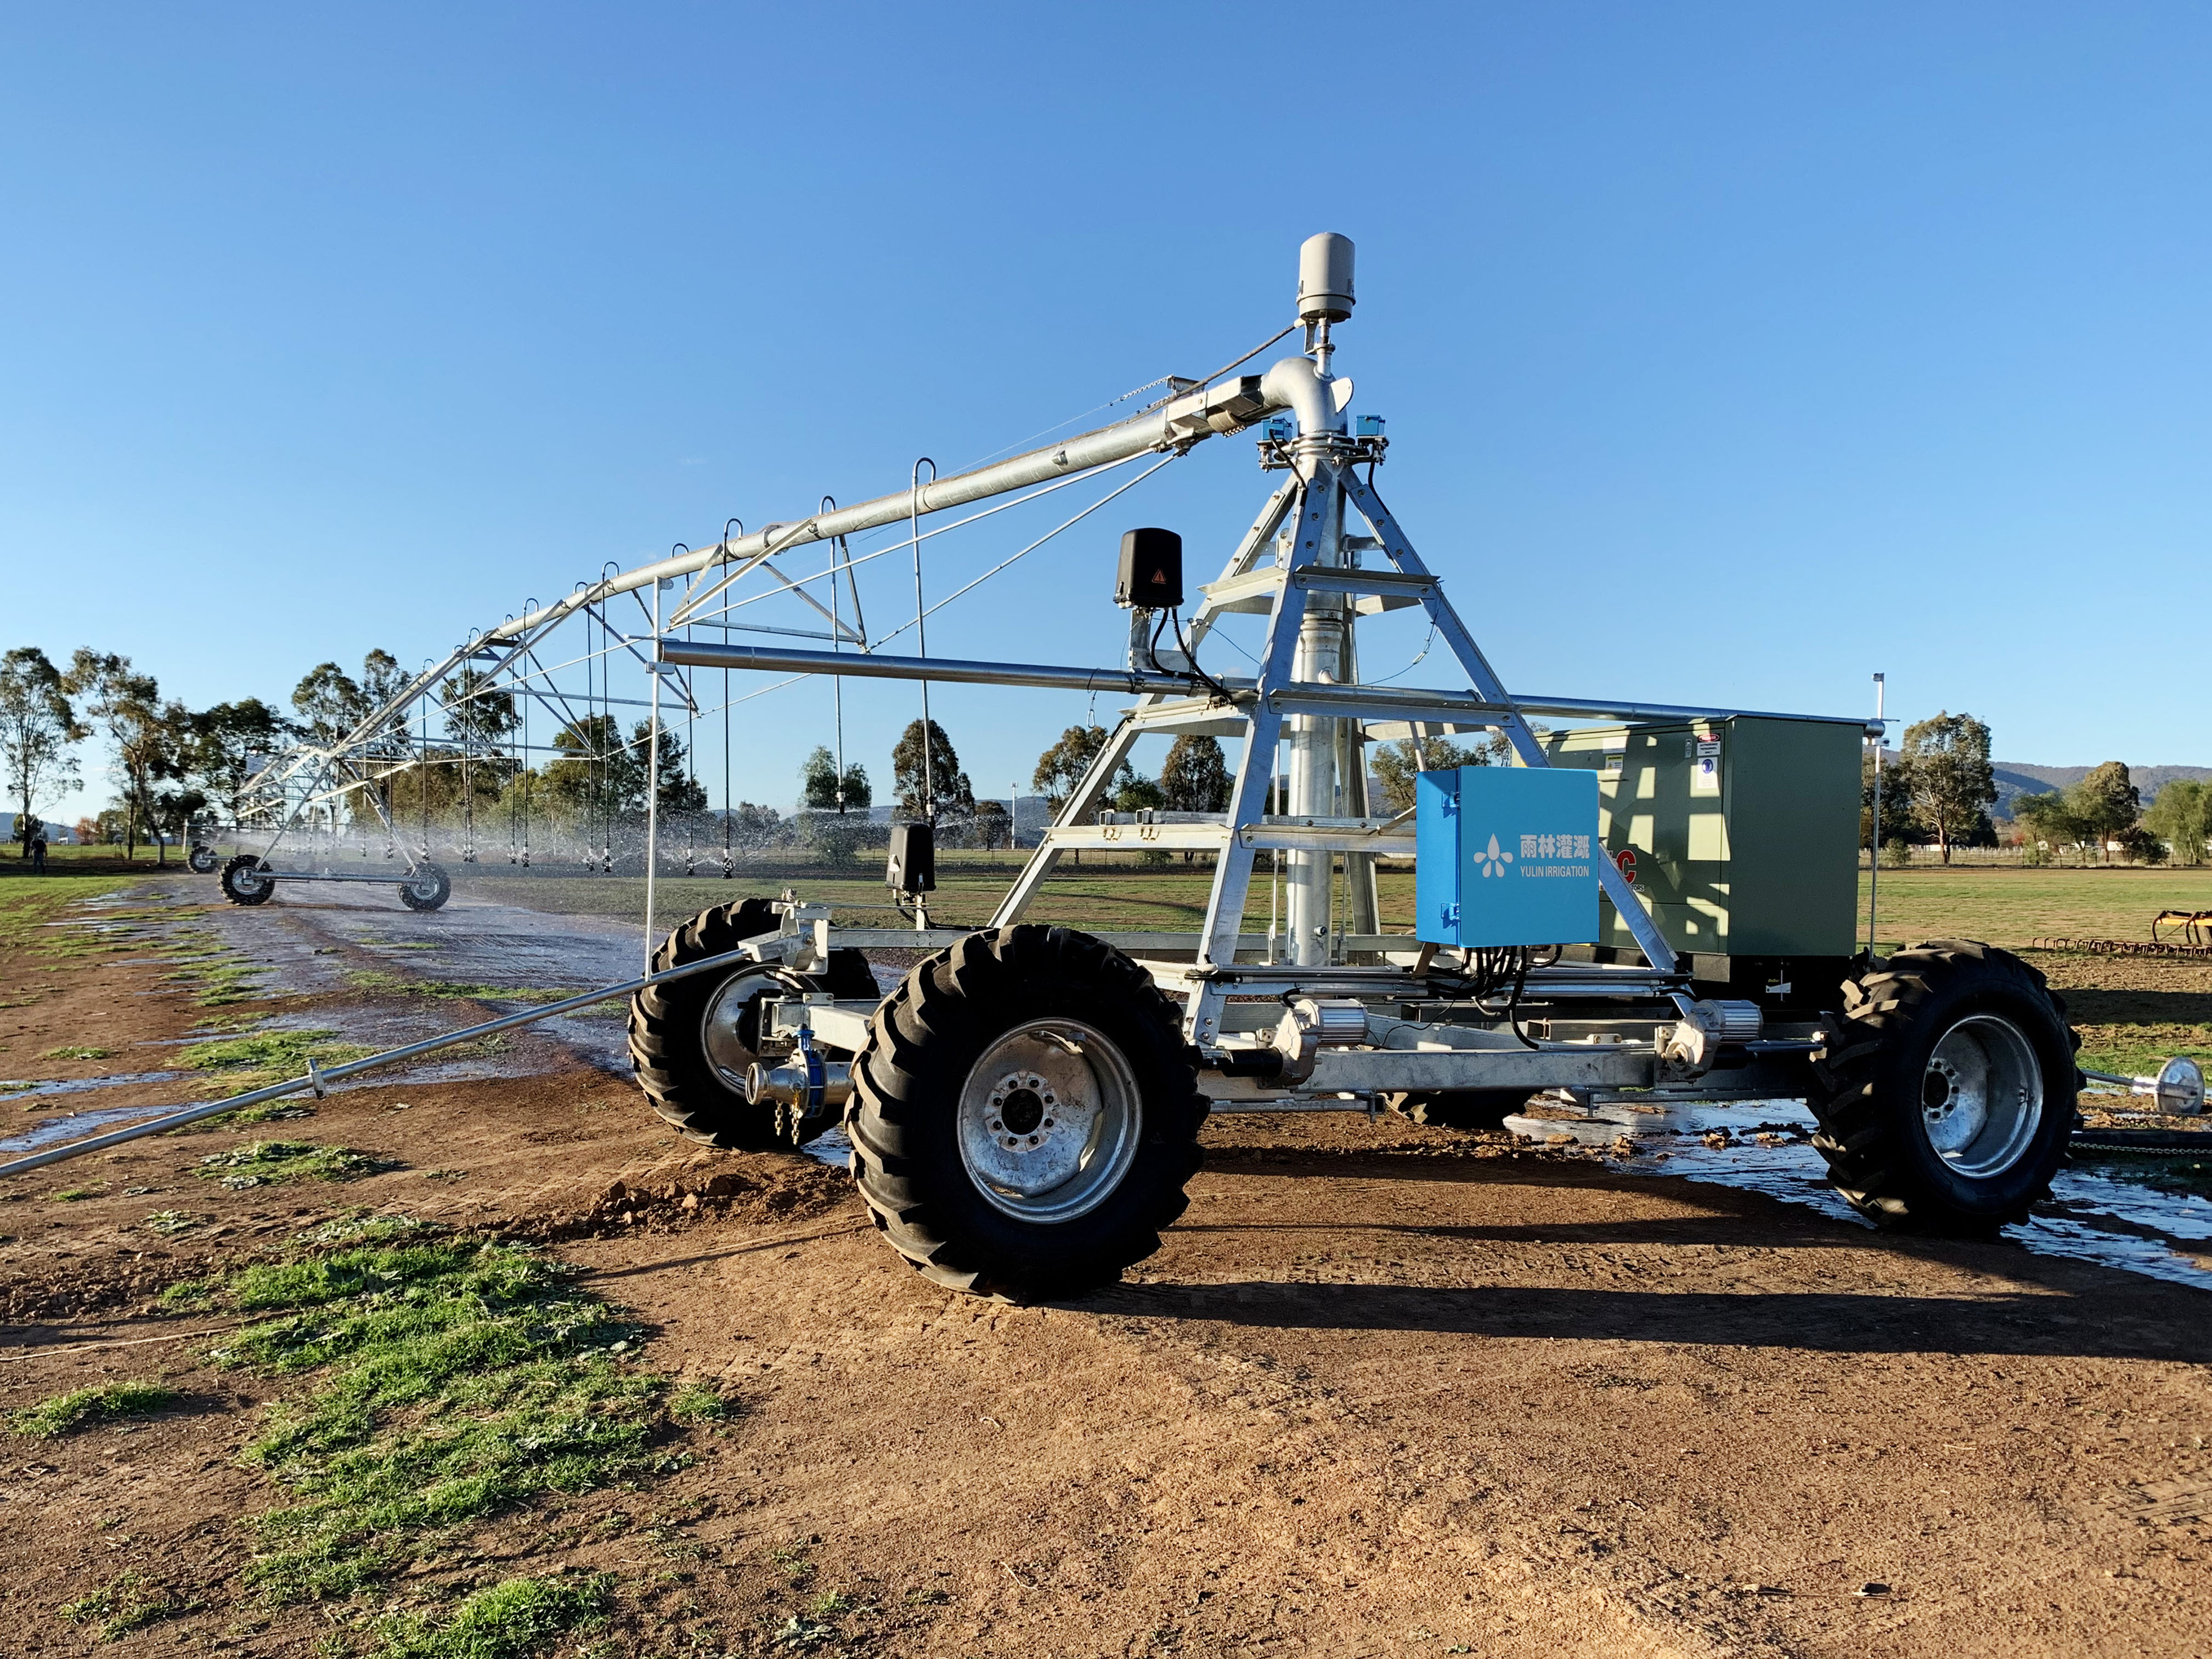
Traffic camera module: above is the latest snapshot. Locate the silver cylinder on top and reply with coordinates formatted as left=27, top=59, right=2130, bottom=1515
left=1296, top=232, right=1356, bottom=323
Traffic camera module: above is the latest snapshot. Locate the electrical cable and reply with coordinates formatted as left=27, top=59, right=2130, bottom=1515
left=1169, top=607, right=1235, bottom=704
left=1367, top=623, right=1437, bottom=686
left=1144, top=610, right=1170, bottom=674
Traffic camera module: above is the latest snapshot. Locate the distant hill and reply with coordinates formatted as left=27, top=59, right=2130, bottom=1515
left=1992, top=763, right=2212, bottom=815
left=0, top=815, right=76, bottom=844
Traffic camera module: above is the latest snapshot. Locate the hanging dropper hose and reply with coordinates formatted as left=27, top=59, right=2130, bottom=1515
left=719, top=521, right=739, bottom=877
left=910, top=458, right=937, bottom=820
left=823, top=495, right=849, bottom=817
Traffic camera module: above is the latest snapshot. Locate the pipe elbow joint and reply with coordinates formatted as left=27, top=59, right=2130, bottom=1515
left=1261, top=356, right=1346, bottom=440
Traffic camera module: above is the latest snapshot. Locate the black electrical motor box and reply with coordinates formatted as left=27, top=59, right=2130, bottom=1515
left=1115, top=527, right=1183, bottom=610
left=886, top=821, right=936, bottom=894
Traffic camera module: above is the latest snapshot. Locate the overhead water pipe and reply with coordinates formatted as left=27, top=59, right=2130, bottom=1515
left=1276, top=230, right=1359, bottom=967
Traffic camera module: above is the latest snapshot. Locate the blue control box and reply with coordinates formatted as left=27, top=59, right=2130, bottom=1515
left=1415, top=766, right=1600, bottom=948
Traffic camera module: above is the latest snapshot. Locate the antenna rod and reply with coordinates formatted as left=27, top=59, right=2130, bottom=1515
left=1869, top=671, right=1886, bottom=958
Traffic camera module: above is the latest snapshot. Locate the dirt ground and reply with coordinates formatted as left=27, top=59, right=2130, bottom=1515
left=2, top=873, right=2209, bottom=1657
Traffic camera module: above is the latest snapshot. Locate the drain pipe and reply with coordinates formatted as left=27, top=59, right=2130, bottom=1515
left=0, top=946, right=768, bottom=1181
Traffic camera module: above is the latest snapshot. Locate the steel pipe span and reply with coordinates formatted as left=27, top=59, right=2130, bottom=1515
left=655, top=639, right=1210, bottom=698
left=654, top=640, right=1882, bottom=735
left=1271, top=682, right=1886, bottom=735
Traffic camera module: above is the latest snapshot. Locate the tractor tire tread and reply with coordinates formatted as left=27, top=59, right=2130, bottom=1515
left=1809, top=941, right=2075, bottom=1233
left=849, top=924, right=1205, bottom=1301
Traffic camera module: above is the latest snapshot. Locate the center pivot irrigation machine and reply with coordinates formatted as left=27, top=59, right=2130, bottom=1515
left=20, top=233, right=2205, bottom=1295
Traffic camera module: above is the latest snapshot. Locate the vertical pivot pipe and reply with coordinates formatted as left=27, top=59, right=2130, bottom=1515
left=1277, top=231, right=1358, bottom=968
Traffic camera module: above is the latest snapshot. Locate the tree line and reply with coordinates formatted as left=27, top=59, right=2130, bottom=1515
left=1862, top=710, right=2209, bottom=866
left=20, top=639, right=2196, bottom=872
left=0, top=645, right=296, bottom=864
left=1, top=640, right=1257, bottom=865
left=0, top=645, right=725, bottom=864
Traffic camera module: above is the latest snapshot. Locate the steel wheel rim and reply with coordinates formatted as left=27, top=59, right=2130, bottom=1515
left=956, top=1018, right=1142, bottom=1224
left=235, top=864, right=269, bottom=895
left=700, top=967, right=779, bottom=1091
left=1920, top=1013, right=2043, bottom=1178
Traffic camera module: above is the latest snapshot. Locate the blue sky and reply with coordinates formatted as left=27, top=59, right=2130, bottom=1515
left=4, top=3, right=2208, bottom=813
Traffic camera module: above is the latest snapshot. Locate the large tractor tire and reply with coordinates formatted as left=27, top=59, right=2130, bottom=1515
left=1385, top=1090, right=1531, bottom=1131
left=219, top=854, right=275, bottom=906
left=187, top=843, right=219, bottom=875
left=849, top=925, right=1208, bottom=1301
left=398, top=863, right=452, bottom=912
left=1810, top=940, right=2079, bottom=1234
left=628, top=898, right=873, bottom=1150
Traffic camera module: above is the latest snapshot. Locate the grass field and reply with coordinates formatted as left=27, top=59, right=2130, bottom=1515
left=14, top=854, right=2207, bottom=1078
left=461, top=857, right=1266, bottom=933
left=456, top=857, right=2212, bottom=950
left=459, top=860, right=2212, bottom=1077
left=1857, top=864, right=2212, bottom=952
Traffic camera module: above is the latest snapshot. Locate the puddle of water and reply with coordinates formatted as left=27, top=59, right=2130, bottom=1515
left=1505, top=1101, right=2212, bottom=1293
left=2, top=1070, right=188, bottom=1099
left=803, top=1125, right=853, bottom=1169
left=0, top=1099, right=195, bottom=1153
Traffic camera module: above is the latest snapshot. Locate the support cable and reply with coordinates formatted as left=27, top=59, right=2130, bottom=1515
left=948, top=321, right=1298, bottom=473
left=687, top=454, right=1149, bottom=627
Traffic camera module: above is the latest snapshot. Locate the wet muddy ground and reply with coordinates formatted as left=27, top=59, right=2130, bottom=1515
left=1, top=872, right=2208, bottom=1657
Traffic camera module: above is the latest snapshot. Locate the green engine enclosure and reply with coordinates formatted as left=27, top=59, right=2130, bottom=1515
left=1537, top=716, right=1860, bottom=968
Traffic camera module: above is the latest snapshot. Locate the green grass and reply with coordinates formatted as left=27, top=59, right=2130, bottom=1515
left=373, top=1573, right=612, bottom=1659
left=60, top=1568, right=188, bottom=1639
left=43, top=1045, right=112, bottom=1061
left=182, top=1029, right=347, bottom=1070
left=667, top=1381, right=735, bottom=1425
left=460, top=854, right=2212, bottom=947
left=345, top=968, right=583, bottom=1003
left=195, top=1141, right=401, bottom=1187
left=193, top=1225, right=682, bottom=1605
left=177, top=1028, right=376, bottom=1105
left=187, top=1101, right=317, bottom=1126
left=1857, top=865, right=2212, bottom=952
left=12, top=1381, right=182, bottom=1438
left=183, top=1028, right=375, bottom=1079
left=461, top=856, right=1274, bottom=934
left=0, top=874, right=168, bottom=956
left=2073, top=1028, right=2211, bottom=1077
left=188, top=962, right=272, bottom=1006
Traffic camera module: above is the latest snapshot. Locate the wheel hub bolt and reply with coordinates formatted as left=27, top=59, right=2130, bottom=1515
left=988, top=1074, right=1058, bottom=1150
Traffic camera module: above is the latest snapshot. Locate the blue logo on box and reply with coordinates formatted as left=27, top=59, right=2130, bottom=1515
left=1415, top=766, right=1600, bottom=948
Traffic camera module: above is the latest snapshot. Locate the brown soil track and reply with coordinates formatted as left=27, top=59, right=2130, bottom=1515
left=1, top=878, right=2208, bottom=1656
